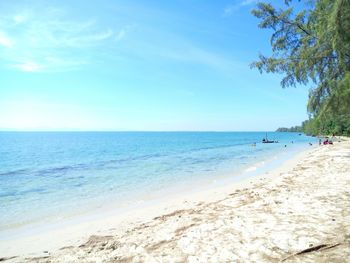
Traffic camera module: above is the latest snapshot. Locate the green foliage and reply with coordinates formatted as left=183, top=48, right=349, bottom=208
left=302, top=114, right=350, bottom=136
left=251, top=0, right=350, bottom=136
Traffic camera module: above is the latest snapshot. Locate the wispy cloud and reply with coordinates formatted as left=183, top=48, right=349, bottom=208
left=241, top=0, right=259, bottom=6
left=223, top=0, right=259, bottom=17
left=158, top=44, right=240, bottom=72
left=122, top=28, right=244, bottom=74
left=0, top=6, right=127, bottom=72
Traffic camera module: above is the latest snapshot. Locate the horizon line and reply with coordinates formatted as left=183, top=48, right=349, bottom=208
left=0, top=130, right=284, bottom=133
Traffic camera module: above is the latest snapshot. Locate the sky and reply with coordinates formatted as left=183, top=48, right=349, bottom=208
left=0, top=0, right=310, bottom=131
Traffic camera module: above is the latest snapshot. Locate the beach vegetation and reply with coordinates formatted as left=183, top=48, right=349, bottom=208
left=251, top=0, right=350, bottom=136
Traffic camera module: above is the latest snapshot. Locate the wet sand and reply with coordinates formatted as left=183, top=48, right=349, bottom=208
left=1, top=139, right=350, bottom=262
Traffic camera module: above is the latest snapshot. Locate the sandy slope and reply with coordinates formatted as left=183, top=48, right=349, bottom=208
left=2, top=139, right=350, bottom=262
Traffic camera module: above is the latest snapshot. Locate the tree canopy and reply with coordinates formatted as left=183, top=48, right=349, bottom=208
left=251, top=0, right=350, bottom=135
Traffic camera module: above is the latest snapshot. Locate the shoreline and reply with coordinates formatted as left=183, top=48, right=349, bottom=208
left=0, top=139, right=350, bottom=262
left=0, top=142, right=309, bottom=236
left=0, top=142, right=318, bottom=260
left=0, top=135, right=312, bottom=232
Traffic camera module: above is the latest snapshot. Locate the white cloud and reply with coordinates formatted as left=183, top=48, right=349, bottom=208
left=0, top=31, right=14, bottom=47
left=0, top=6, right=122, bottom=72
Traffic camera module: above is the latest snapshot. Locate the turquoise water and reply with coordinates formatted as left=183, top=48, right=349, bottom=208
left=0, top=132, right=315, bottom=232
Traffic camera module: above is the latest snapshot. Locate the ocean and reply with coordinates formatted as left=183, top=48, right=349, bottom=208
left=0, top=132, right=316, bottom=233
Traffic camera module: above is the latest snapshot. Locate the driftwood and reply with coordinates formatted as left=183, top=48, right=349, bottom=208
left=281, top=243, right=341, bottom=262
left=0, top=256, right=18, bottom=262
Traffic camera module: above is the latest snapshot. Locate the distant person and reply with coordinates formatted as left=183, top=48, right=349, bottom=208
left=319, top=138, right=322, bottom=145
left=284, top=145, right=287, bottom=147
left=309, top=142, right=313, bottom=146
left=331, top=134, right=336, bottom=142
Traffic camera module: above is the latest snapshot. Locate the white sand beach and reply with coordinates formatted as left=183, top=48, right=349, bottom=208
left=1, top=139, right=350, bottom=262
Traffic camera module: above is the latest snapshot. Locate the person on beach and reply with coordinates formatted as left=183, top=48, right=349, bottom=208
left=319, top=138, right=322, bottom=145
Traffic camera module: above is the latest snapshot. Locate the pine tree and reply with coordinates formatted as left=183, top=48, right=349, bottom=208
left=251, top=0, right=350, bottom=135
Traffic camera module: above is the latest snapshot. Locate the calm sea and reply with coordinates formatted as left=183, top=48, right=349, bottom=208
left=0, top=132, right=315, bottom=232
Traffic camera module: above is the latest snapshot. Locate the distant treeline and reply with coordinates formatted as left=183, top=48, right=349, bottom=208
left=277, top=116, right=350, bottom=136
left=252, top=1, right=350, bottom=137
left=276, top=126, right=303, bottom=133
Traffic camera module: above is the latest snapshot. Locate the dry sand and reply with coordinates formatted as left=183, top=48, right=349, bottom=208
left=1, top=139, right=350, bottom=262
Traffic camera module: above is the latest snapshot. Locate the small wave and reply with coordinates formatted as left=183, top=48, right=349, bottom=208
left=185, top=142, right=253, bottom=154
left=102, top=153, right=165, bottom=166
left=34, top=164, right=89, bottom=177
left=1, top=187, right=48, bottom=198
left=0, top=169, right=28, bottom=177
left=0, top=191, right=17, bottom=198
left=1, top=153, right=168, bottom=179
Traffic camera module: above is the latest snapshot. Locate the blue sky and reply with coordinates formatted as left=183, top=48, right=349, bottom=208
left=0, top=0, right=310, bottom=131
